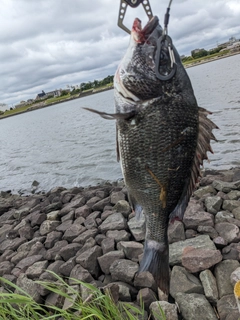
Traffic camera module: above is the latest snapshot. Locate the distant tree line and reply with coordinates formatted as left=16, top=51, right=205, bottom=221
left=79, top=75, right=114, bottom=91
left=181, top=46, right=225, bottom=62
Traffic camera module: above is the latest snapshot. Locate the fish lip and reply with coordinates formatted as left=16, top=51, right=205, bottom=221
left=132, top=16, right=159, bottom=43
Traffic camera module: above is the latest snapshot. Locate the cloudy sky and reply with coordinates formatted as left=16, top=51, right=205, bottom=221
left=1, top=0, right=240, bottom=107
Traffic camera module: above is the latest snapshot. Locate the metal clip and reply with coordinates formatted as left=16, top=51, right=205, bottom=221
left=118, top=0, right=153, bottom=34
left=155, top=34, right=177, bottom=81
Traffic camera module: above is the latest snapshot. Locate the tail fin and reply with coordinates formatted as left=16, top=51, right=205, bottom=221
left=139, top=239, right=169, bottom=295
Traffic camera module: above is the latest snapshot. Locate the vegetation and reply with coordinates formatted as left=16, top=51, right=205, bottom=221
left=0, top=273, right=166, bottom=320
left=182, top=48, right=230, bottom=66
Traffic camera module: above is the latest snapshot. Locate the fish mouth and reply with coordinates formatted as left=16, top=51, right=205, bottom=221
left=132, top=16, right=159, bottom=43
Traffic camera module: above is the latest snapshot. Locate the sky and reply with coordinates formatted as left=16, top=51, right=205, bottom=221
left=0, top=0, right=240, bottom=108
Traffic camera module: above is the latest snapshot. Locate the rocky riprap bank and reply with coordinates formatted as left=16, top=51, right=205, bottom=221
left=1, top=168, right=240, bottom=320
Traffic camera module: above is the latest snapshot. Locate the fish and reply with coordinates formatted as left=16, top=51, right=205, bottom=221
left=84, top=16, right=217, bottom=295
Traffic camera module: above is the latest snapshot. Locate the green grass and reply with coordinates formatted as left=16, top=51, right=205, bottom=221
left=183, top=50, right=230, bottom=66
left=0, top=272, right=166, bottom=320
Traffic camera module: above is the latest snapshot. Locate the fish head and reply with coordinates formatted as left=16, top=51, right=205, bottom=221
left=115, top=16, right=173, bottom=102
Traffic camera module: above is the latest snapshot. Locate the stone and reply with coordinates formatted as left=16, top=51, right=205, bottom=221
left=62, top=224, right=86, bottom=242
left=183, top=209, right=214, bottom=230
left=25, top=260, right=49, bottom=279
left=69, top=265, right=94, bottom=285
left=0, top=237, right=27, bottom=254
left=27, top=241, right=46, bottom=258
left=113, top=200, right=131, bottom=217
left=73, top=228, right=98, bottom=244
left=110, top=191, right=125, bottom=204
left=75, top=237, right=96, bottom=256
left=95, top=234, right=106, bottom=245
left=215, top=222, right=239, bottom=244
left=168, top=220, right=185, bottom=243
left=98, top=212, right=127, bottom=233
left=17, top=237, right=46, bottom=253
left=0, top=250, right=15, bottom=263
left=101, top=237, right=115, bottom=254
left=74, top=205, right=92, bottom=218
left=214, top=260, right=240, bottom=298
left=117, top=241, right=143, bottom=262
left=92, top=197, right=111, bottom=211
left=170, top=266, right=203, bottom=299
left=222, top=200, right=240, bottom=212
left=197, top=225, right=218, bottom=239
left=150, top=301, right=178, bottom=320
left=40, top=261, right=65, bottom=281
left=55, top=220, right=73, bottom=232
left=222, top=243, right=240, bottom=260
left=61, top=210, right=74, bottom=222
left=106, top=230, right=130, bottom=242
left=205, top=196, right=222, bottom=214
left=30, top=212, right=47, bottom=227
left=45, top=291, right=65, bottom=309
left=44, top=202, right=62, bottom=214
left=137, top=288, right=157, bottom=311
left=11, top=251, right=28, bottom=265
left=101, top=210, right=113, bottom=221
left=45, top=240, right=68, bottom=260
left=86, top=196, right=101, bottom=208
left=76, top=245, right=102, bottom=277
left=16, top=274, right=41, bottom=303
left=39, top=220, right=60, bottom=235
left=15, top=255, right=43, bottom=270
left=59, top=258, right=76, bottom=277
left=59, top=243, right=82, bottom=261
left=134, top=271, right=157, bottom=292
left=212, top=180, right=237, bottom=193
left=84, top=217, right=97, bottom=229
left=182, top=247, right=222, bottom=273
left=227, top=190, right=240, bottom=200
left=102, top=283, right=120, bottom=303
left=47, top=210, right=60, bottom=221
left=18, top=224, right=34, bottom=240
left=230, top=267, right=240, bottom=286
left=44, top=231, right=63, bottom=249
left=233, top=206, right=240, bottom=220
left=0, top=261, right=15, bottom=276
left=169, top=235, right=216, bottom=266
left=98, top=251, right=125, bottom=275
left=193, top=185, right=217, bottom=199
left=217, top=294, right=239, bottom=320
left=199, top=270, right=219, bottom=304
left=175, top=293, right=218, bottom=320
left=109, top=259, right=139, bottom=284
left=127, top=215, right=146, bottom=241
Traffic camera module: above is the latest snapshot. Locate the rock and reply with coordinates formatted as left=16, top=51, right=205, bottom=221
left=193, top=185, right=217, bottom=199
left=182, top=247, right=222, bottom=273
left=170, top=266, right=203, bottom=299
left=205, top=196, right=222, bottom=214
left=61, top=210, right=74, bottom=222
left=75, top=237, right=96, bottom=256
left=117, top=241, right=143, bottom=262
left=113, top=200, right=131, bottom=217
left=175, top=293, right=218, bottom=320
left=47, top=210, right=60, bottom=221
left=98, top=251, right=125, bottom=274
left=40, top=261, right=65, bottom=281
left=0, top=261, right=15, bottom=276
left=39, top=220, right=60, bottom=236
left=0, top=237, right=27, bottom=254
left=137, top=288, right=157, bottom=311
left=134, top=271, right=157, bottom=291
left=233, top=206, right=240, bottom=220
left=110, top=191, right=125, bottom=205
left=150, top=301, right=178, bottom=320
left=86, top=196, right=101, bottom=208
left=17, top=237, right=46, bottom=252
left=15, top=255, right=43, bottom=270
left=183, top=208, right=214, bottom=230
left=106, top=230, right=130, bottom=242
left=127, top=215, right=146, bottom=241
left=69, top=264, right=94, bottom=285
left=25, top=260, right=49, bottom=279
left=230, top=267, right=240, bottom=285
left=58, top=258, right=76, bottom=277
left=55, top=220, right=73, bottom=232
left=199, top=270, right=219, bottom=304
left=215, top=222, right=239, bottom=244
left=18, top=224, right=34, bottom=240
left=74, top=205, right=92, bottom=218
left=76, top=245, right=102, bottom=277
left=44, top=231, right=63, bottom=249
left=59, top=243, right=82, bottom=261
left=44, top=202, right=62, bottom=214
left=214, top=260, right=240, bottom=298
left=102, top=283, right=120, bottom=303
left=169, top=235, right=216, bottom=266
left=109, top=259, right=139, bottom=284
left=212, top=180, right=237, bottom=193
left=45, top=291, right=65, bottom=309
left=222, top=243, right=240, bottom=260
left=16, top=274, right=41, bottom=303
left=168, top=220, right=185, bottom=243
left=95, top=234, right=106, bottom=245
left=62, top=224, right=86, bottom=242
left=197, top=226, right=218, bottom=239
left=30, top=212, right=46, bottom=227
left=217, top=294, right=239, bottom=320
left=222, top=200, right=240, bottom=212
left=227, top=190, right=240, bottom=200
left=72, top=228, right=98, bottom=244
left=92, top=197, right=111, bottom=211
left=98, top=212, right=127, bottom=233
left=45, top=240, right=68, bottom=260
left=101, top=237, right=115, bottom=254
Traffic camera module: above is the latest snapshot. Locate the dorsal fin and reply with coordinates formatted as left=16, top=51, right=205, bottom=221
left=169, top=107, right=218, bottom=221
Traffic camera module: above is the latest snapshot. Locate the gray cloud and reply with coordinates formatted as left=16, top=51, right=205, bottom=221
left=0, top=0, right=240, bottom=106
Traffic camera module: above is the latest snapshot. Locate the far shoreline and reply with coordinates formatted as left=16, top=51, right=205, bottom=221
left=1, top=51, right=239, bottom=121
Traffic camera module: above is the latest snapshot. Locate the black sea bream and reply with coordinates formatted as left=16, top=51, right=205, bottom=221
left=85, top=16, right=217, bottom=295
left=113, top=16, right=217, bottom=295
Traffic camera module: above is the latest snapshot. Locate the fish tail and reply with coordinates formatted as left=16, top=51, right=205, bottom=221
left=139, top=239, right=169, bottom=295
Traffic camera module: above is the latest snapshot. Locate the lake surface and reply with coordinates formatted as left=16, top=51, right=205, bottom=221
left=0, top=54, right=240, bottom=193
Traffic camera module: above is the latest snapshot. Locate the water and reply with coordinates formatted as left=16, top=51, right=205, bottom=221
left=0, top=54, right=240, bottom=193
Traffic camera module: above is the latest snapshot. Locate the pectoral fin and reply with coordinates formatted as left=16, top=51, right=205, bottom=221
left=83, top=107, right=136, bottom=120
